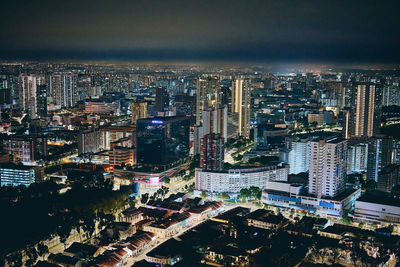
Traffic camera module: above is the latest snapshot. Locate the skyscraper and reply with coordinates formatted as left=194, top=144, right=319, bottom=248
left=287, top=138, right=310, bottom=174
left=367, top=135, right=394, bottom=182
left=19, top=75, right=39, bottom=119
left=346, top=83, right=381, bottom=138
left=232, top=78, right=251, bottom=138
left=309, top=137, right=347, bottom=198
left=49, top=74, right=75, bottom=108
left=37, top=84, right=47, bottom=118
left=200, top=133, right=224, bottom=171
left=202, top=106, right=228, bottom=141
left=136, top=116, right=190, bottom=171
left=131, top=102, right=148, bottom=124
left=155, top=87, right=169, bottom=112
left=196, top=76, right=221, bottom=125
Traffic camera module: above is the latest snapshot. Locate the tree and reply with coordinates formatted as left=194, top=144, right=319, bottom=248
left=342, top=212, right=352, bottom=225
left=25, top=246, right=38, bottom=266
left=56, top=223, right=72, bottom=248
left=201, top=191, right=208, bottom=198
left=164, top=177, right=170, bottom=184
left=221, top=192, right=230, bottom=200
left=6, top=252, right=22, bottom=267
left=127, top=196, right=136, bottom=208
left=239, top=188, right=250, bottom=201
left=37, top=243, right=49, bottom=260
left=365, top=179, right=377, bottom=192
left=82, top=216, right=96, bottom=239
left=141, top=193, right=149, bottom=204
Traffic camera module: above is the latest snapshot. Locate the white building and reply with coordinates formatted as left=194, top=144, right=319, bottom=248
left=195, top=164, right=289, bottom=193
left=288, top=138, right=310, bottom=174
left=309, top=137, right=347, bottom=198
left=347, top=142, right=368, bottom=174
left=262, top=180, right=361, bottom=217
left=354, top=193, right=400, bottom=224
left=0, top=163, right=36, bottom=187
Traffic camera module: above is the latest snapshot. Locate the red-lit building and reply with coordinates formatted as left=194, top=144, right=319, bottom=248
left=200, top=133, right=224, bottom=171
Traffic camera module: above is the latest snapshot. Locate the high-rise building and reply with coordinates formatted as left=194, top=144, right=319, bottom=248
left=202, top=106, right=228, bottom=141
left=19, top=75, right=38, bottom=118
left=49, top=74, right=75, bottom=108
left=377, top=165, right=400, bottom=192
left=200, top=133, right=224, bottom=171
left=131, top=102, right=148, bottom=124
left=155, top=87, right=169, bottom=112
left=78, top=128, right=101, bottom=155
left=309, top=137, right=347, bottom=198
left=3, top=135, right=48, bottom=164
left=194, top=106, right=228, bottom=155
left=287, top=138, right=310, bottom=174
left=136, top=116, right=190, bottom=171
left=232, top=78, right=251, bottom=138
left=347, top=140, right=368, bottom=174
left=196, top=76, right=221, bottom=125
left=37, top=84, right=48, bottom=118
left=345, top=83, right=381, bottom=138
left=367, top=135, right=394, bottom=182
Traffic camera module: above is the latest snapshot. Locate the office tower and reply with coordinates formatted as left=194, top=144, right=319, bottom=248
left=309, top=137, right=347, bottom=198
left=37, top=84, right=47, bottom=118
left=174, top=93, right=196, bottom=116
left=367, top=135, right=394, bottom=181
left=0, top=163, right=36, bottom=187
left=78, top=128, right=101, bottom=155
left=287, top=138, right=310, bottom=174
left=196, top=76, right=221, bottom=125
left=155, top=87, right=169, bottom=112
left=131, top=102, right=148, bottom=124
left=19, top=75, right=38, bottom=118
left=232, top=78, right=251, bottom=138
left=49, top=74, right=75, bottom=108
left=353, top=83, right=381, bottom=138
left=136, top=116, right=190, bottom=171
left=200, top=133, right=224, bottom=171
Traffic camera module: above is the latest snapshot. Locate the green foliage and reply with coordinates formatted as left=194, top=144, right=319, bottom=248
left=342, top=212, right=352, bottom=225
left=0, top=178, right=132, bottom=258
left=141, top=193, right=149, bottom=204
left=247, top=156, right=279, bottom=166
left=364, top=179, right=377, bottom=192
left=221, top=192, right=230, bottom=200
left=201, top=191, right=208, bottom=198
left=238, top=186, right=262, bottom=201
left=164, top=177, right=170, bottom=184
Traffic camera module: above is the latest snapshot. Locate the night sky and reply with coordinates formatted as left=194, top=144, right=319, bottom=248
left=1, top=0, right=400, bottom=62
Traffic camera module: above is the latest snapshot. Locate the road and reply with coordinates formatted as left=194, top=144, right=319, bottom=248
left=124, top=204, right=237, bottom=266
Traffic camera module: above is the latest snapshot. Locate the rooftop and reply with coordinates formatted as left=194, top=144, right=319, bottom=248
left=357, top=191, right=400, bottom=207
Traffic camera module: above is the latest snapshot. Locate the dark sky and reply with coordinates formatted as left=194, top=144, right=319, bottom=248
left=1, top=0, right=400, bottom=62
